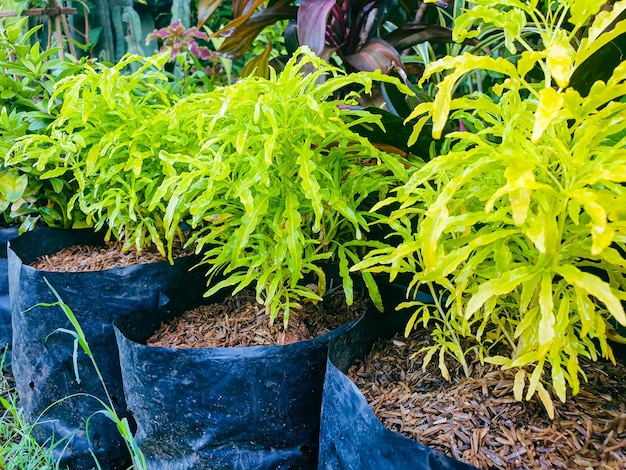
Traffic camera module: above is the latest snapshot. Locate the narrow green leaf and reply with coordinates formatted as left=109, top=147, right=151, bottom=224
left=337, top=246, right=354, bottom=307
left=465, top=266, right=535, bottom=319
left=283, top=192, right=302, bottom=281
left=555, top=265, right=626, bottom=326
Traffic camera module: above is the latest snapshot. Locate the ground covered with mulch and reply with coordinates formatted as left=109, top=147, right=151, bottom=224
left=348, top=330, right=626, bottom=470
left=148, top=289, right=369, bottom=347
left=30, top=242, right=191, bottom=272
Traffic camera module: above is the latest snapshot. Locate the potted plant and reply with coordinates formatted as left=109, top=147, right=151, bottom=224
left=5, top=53, right=211, bottom=468
left=111, top=47, right=415, bottom=468
left=320, top=0, right=626, bottom=467
left=0, top=17, right=87, bottom=367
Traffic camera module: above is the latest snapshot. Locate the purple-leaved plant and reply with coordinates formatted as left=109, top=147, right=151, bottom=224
left=147, top=21, right=230, bottom=89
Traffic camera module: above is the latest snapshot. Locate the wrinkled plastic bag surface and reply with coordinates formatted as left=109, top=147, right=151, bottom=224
left=8, top=227, right=200, bottom=469
left=318, top=291, right=477, bottom=470
left=0, top=225, right=19, bottom=369
left=114, top=283, right=362, bottom=470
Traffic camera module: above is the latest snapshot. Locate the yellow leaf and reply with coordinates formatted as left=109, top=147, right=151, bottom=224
left=547, top=37, right=575, bottom=88
left=524, top=215, right=546, bottom=253
left=551, top=362, right=567, bottom=403
left=556, top=265, right=626, bottom=326
left=517, top=50, right=544, bottom=77
left=422, top=346, right=437, bottom=370
left=405, top=312, right=418, bottom=337
left=420, top=203, right=449, bottom=269
left=430, top=74, right=457, bottom=139
left=532, top=87, right=564, bottom=143
left=536, top=382, right=555, bottom=419
left=419, top=54, right=519, bottom=138
left=465, top=266, right=535, bottom=319
left=591, top=224, right=615, bottom=256
left=582, top=4, right=626, bottom=55
left=569, top=0, right=605, bottom=27
left=526, top=360, right=544, bottom=400
left=439, top=347, right=450, bottom=381
left=567, top=199, right=581, bottom=225
left=555, top=266, right=626, bottom=326
left=505, top=161, right=535, bottom=225
left=538, top=274, right=555, bottom=346
left=514, top=369, right=526, bottom=401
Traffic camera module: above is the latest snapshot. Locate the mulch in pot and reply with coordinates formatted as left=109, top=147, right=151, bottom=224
left=30, top=242, right=191, bottom=272
left=348, top=329, right=626, bottom=470
left=147, top=289, right=369, bottom=348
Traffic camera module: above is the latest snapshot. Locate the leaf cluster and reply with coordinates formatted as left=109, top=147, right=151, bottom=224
left=0, top=18, right=86, bottom=232
left=6, top=54, right=186, bottom=253
left=8, top=47, right=415, bottom=328
left=153, top=47, right=414, bottom=324
left=192, top=0, right=459, bottom=77
left=356, top=0, right=626, bottom=415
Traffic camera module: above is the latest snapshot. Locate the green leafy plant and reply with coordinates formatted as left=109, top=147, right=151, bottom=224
left=154, top=47, right=413, bottom=324
left=38, top=278, right=146, bottom=469
left=6, top=54, right=193, bottom=256
left=356, top=0, right=626, bottom=416
left=0, top=17, right=85, bottom=232
left=1, top=352, right=57, bottom=470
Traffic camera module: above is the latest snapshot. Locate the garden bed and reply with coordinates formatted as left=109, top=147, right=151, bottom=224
left=348, top=330, right=626, bottom=469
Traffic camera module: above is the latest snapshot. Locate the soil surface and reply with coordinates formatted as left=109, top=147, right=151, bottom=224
left=348, top=329, right=626, bottom=469
left=30, top=242, right=190, bottom=272
left=148, top=289, right=368, bottom=347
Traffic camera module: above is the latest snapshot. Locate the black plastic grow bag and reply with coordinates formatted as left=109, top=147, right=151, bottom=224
left=318, top=297, right=477, bottom=470
left=113, top=283, right=365, bottom=470
left=0, top=225, right=19, bottom=369
left=317, top=273, right=626, bottom=470
left=8, top=227, right=201, bottom=469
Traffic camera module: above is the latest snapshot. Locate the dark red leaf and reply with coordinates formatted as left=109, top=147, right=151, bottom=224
left=217, top=5, right=298, bottom=59
left=343, top=39, right=402, bottom=73
left=231, top=0, right=265, bottom=17
left=242, top=43, right=273, bottom=78
left=383, top=23, right=455, bottom=51
left=197, top=0, right=224, bottom=29
left=297, top=0, right=337, bottom=55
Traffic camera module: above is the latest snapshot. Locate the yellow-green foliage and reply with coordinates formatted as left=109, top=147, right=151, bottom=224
left=358, top=0, right=626, bottom=415
left=155, top=47, right=413, bottom=325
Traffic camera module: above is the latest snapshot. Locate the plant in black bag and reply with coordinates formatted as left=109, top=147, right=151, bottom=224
left=110, top=47, right=422, bottom=470
left=356, top=0, right=626, bottom=416
left=158, top=47, right=416, bottom=327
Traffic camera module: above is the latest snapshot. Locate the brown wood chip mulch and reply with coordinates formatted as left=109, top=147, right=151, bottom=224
left=30, top=242, right=191, bottom=272
left=147, top=289, right=369, bottom=348
left=348, top=330, right=626, bottom=470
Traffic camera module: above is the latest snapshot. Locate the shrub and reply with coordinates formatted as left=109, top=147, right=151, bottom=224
left=356, top=0, right=626, bottom=415
left=155, top=47, right=414, bottom=324
left=0, top=18, right=85, bottom=232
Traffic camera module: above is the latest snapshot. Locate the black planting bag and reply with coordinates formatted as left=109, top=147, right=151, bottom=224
left=113, top=279, right=362, bottom=470
left=0, top=225, right=19, bottom=369
left=318, top=289, right=477, bottom=470
left=8, top=227, right=201, bottom=469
